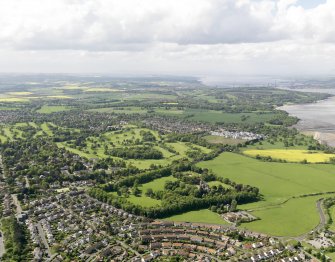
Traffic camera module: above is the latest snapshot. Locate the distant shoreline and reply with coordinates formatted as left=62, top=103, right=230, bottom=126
left=278, top=88, right=335, bottom=147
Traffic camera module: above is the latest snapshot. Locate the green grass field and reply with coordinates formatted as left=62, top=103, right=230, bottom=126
left=140, top=176, right=178, bottom=193
left=198, top=153, right=335, bottom=207
left=40, top=122, right=53, bottom=136
left=244, top=149, right=335, bottom=163
left=240, top=196, right=325, bottom=236
left=56, top=126, right=211, bottom=169
left=329, top=206, right=335, bottom=232
left=56, top=128, right=204, bottom=169
left=37, top=105, right=71, bottom=113
left=197, top=152, right=335, bottom=236
left=89, top=106, right=278, bottom=124
left=127, top=195, right=162, bottom=207
left=89, top=106, right=149, bottom=114
left=204, top=135, right=245, bottom=145
left=326, top=252, right=335, bottom=261
left=207, top=181, right=232, bottom=189
left=183, top=109, right=277, bottom=124
left=164, top=209, right=228, bottom=225
left=247, top=135, right=317, bottom=150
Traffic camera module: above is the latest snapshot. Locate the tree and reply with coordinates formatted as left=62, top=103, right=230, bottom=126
left=230, top=199, right=237, bottom=212
left=145, top=188, right=154, bottom=197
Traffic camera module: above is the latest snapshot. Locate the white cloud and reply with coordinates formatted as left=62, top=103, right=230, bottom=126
left=0, top=0, right=334, bottom=75
left=0, top=0, right=332, bottom=50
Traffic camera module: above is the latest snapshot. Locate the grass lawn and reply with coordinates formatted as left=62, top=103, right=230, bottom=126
left=183, top=109, right=277, bottom=124
left=55, top=127, right=198, bottom=169
left=207, top=181, right=232, bottom=189
left=0, top=106, right=19, bottom=110
left=204, top=135, right=245, bottom=145
left=154, top=108, right=184, bottom=116
left=89, top=107, right=148, bottom=114
left=0, top=97, right=29, bottom=102
left=239, top=196, right=326, bottom=237
left=57, top=143, right=97, bottom=159
left=198, top=153, right=335, bottom=207
left=326, top=252, right=335, bottom=261
left=243, top=149, right=335, bottom=163
left=127, top=195, right=161, bottom=207
left=40, top=123, right=53, bottom=136
left=329, top=205, right=335, bottom=232
left=7, top=92, right=33, bottom=96
left=46, top=95, right=72, bottom=99
left=198, top=152, right=335, bottom=236
left=166, top=142, right=190, bottom=156
left=164, top=209, right=228, bottom=225
left=126, top=159, right=174, bottom=169
left=28, top=122, right=38, bottom=128
left=37, top=105, right=71, bottom=113
left=140, top=176, right=178, bottom=193
left=247, top=135, right=316, bottom=150
left=3, top=127, right=14, bottom=140
left=84, top=88, right=122, bottom=92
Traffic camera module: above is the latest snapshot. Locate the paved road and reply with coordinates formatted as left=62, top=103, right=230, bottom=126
left=37, top=222, right=51, bottom=257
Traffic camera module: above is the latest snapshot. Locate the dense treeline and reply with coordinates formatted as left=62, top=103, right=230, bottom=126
left=89, top=187, right=259, bottom=218
left=103, top=167, right=172, bottom=191
left=108, top=146, right=163, bottom=159
left=1, top=216, right=31, bottom=261
left=93, top=162, right=260, bottom=218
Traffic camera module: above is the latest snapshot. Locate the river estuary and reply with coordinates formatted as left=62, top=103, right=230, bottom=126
left=279, top=89, right=335, bottom=147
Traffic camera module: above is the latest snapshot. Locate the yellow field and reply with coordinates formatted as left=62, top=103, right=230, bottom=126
left=7, top=92, right=33, bottom=96
left=46, top=95, right=72, bottom=99
left=84, top=88, right=122, bottom=92
left=243, top=149, right=335, bottom=163
left=0, top=97, right=29, bottom=102
left=56, top=85, right=87, bottom=90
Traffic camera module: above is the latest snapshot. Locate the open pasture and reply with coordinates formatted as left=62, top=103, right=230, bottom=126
left=198, top=153, right=335, bottom=207
left=198, top=152, right=335, bottom=236
left=127, top=195, right=162, bottom=207
left=240, top=195, right=329, bottom=237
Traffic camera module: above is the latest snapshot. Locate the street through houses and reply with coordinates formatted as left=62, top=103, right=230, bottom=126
left=0, top=155, right=5, bottom=258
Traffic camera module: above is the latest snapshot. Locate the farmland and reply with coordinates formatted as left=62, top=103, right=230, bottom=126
left=198, top=153, right=335, bottom=207
left=0, top=76, right=334, bottom=261
left=198, top=152, right=335, bottom=236
left=244, top=149, right=335, bottom=163
left=240, top=195, right=325, bottom=236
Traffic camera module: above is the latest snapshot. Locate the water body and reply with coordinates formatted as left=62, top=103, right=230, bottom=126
left=279, top=89, right=335, bottom=146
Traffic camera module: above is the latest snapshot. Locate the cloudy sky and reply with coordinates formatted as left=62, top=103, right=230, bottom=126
left=0, top=0, right=334, bottom=77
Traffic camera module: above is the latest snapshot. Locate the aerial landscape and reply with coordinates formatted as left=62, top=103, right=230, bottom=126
left=1, top=0, right=335, bottom=261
